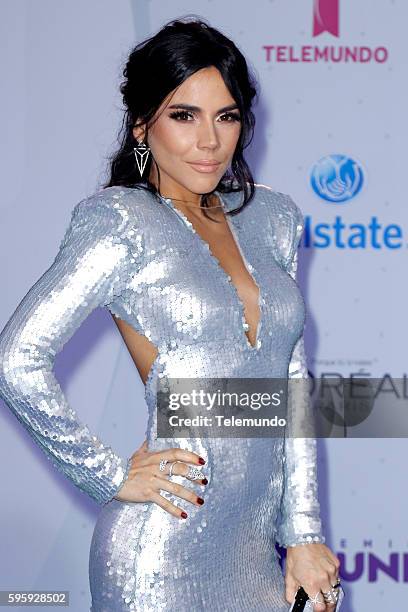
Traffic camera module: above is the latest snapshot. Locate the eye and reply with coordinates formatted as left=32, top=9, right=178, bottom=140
left=169, top=110, right=194, bottom=121
left=168, top=109, right=242, bottom=123
left=219, top=112, right=241, bottom=122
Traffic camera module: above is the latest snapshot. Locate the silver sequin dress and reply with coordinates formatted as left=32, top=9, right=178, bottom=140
left=0, top=182, right=325, bottom=611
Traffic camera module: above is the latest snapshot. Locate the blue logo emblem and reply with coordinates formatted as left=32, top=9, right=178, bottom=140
left=311, top=154, right=364, bottom=203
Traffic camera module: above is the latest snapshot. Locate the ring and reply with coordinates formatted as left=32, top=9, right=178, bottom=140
left=168, top=460, right=182, bottom=477
left=309, top=591, right=324, bottom=605
left=322, top=587, right=339, bottom=604
left=322, top=594, right=339, bottom=604
left=185, top=466, right=204, bottom=481
left=159, top=458, right=169, bottom=472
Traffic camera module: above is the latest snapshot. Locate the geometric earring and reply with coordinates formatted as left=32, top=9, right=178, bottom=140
left=133, top=139, right=151, bottom=177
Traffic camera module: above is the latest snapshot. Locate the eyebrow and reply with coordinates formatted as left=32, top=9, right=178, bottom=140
left=167, top=103, right=240, bottom=113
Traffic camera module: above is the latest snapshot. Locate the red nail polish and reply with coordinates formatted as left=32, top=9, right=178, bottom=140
left=181, top=511, right=188, bottom=519
left=198, top=457, right=205, bottom=465
left=202, top=478, right=208, bottom=485
left=197, top=497, right=204, bottom=505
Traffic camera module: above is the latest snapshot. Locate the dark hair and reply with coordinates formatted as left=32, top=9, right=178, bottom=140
left=103, top=16, right=259, bottom=219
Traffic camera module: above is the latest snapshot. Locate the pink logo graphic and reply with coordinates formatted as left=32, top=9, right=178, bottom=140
left=313, top=0, right=340, bottom=37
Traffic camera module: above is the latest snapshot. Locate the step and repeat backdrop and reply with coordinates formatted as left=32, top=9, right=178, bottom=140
left=1, top=1, right=406, bottom=610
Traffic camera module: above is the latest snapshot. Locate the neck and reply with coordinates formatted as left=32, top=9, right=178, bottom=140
left=147, top=175, right=221, bottom=210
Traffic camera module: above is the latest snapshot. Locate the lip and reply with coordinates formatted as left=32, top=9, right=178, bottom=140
left=187, top=160, right=221, bottom=173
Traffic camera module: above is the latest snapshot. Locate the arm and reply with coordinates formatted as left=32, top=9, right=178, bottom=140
left=276, top=203, right=326, bottom=548
left=0, top=191, right=141, bottom=506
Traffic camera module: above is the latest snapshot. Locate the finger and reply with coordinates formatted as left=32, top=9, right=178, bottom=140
left=179, top=462, right=208, bottom=485
left=323, top=551, right=341, bottom=581
left=329, top=555, right=341, bottom=582
left=302, top=584, right=326, bottom=612
left=322, top=600, right=337, bottom=612
left=320, top=579, right=340, bottom=611
left=310, top=575, right=338, bottom=612
left=165, top=461, right=208, bottom=486
left=146, top=447, right=205, bottom=467
left=284, top=572, right=300, bottom=605
left=153, top=475, right=205, bottom=508
left=328, top=553, right=341, bottom=570
left=311, top=595, right=326, bottom=612
left=320, top=556, right=340, bottom=588
left=130, top=439, right=149, bottom=460
left=136, top=456, right=196, bottom=480
left=327, top=568, right=340, bottom=590
left=149, top=490, right=189, bottom=519
left=158, top=460, right=206, bottom=482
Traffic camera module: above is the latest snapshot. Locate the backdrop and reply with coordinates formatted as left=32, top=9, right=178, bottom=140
left=1, top=1, right=406, bottom=610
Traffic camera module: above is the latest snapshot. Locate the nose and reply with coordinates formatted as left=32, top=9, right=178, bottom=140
left=197, top=117, right=219, bottom=150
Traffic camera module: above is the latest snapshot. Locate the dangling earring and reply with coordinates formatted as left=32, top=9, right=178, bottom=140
left=133, top=139, right=151, bottom=177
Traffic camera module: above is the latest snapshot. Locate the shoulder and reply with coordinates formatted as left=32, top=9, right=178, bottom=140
left=59, top=186, right=149, bottom=260
left=253, top=183, right=304, bottom=227
left=67, top=185, right=155, bottom=241
left=252, top=183, right=305, bottom=267
left=70, top=185, right=145, bottom=226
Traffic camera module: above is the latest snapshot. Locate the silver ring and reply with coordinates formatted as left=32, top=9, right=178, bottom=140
left=159, top=458, right=169, bottom=472
left=309, top=591, right=324, bottom=605
left=322, top=587, right=339, bottom=603
left=168, top=460, right=182, bottom=477
left=185, top=466, right=204, bottom=481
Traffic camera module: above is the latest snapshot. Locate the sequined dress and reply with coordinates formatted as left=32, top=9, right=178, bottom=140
left=0, top=182, right=325, bottom=611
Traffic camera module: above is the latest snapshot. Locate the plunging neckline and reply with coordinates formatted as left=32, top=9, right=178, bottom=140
left=157, top=190, right=263, bottom=353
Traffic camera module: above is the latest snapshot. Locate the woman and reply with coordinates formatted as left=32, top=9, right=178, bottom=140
left=0, top=17, right=341, bottom=612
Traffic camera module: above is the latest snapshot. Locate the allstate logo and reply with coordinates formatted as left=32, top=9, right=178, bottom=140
left=311, top=154, right=364, bottom=203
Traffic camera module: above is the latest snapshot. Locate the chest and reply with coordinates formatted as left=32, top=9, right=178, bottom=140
left=108, top=200, right=306, bottom=355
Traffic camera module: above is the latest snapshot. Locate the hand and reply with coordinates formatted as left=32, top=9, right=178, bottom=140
left=284, top=542, right=341, bottom=611
left=113, top=439, right=208, bottom=519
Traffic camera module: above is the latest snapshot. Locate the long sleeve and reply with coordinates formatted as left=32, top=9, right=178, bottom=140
left=276, top=203, right=326, bottom=548
left=0, top=190, right=141, bottom=506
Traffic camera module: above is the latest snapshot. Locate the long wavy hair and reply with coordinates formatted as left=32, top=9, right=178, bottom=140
left=103, top=16, right=259, bottom=220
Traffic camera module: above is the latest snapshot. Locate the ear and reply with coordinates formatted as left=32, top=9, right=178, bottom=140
left=132, top=121, right=146, bottom=143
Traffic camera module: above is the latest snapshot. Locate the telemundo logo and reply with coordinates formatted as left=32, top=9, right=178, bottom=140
left=308, top=154, right=403, bottom=249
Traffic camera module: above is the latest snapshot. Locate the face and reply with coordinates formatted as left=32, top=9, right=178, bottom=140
left=133, top=66, right=242, bottom=202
